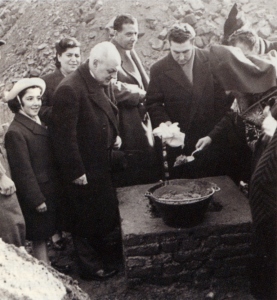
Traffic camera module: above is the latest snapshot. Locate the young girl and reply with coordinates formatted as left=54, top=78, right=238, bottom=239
left=5, top=78, right=58, bottom=264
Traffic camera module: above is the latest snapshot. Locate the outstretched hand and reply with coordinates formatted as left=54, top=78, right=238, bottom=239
left=195, top=136, right=212, bottom=150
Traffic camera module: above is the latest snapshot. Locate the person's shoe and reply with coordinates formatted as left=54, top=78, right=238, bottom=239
left=51, top=262, right=72, bottom=274
left=80, top=268, right=118, bottom=281
left=51, top=238, right=67, bottom=251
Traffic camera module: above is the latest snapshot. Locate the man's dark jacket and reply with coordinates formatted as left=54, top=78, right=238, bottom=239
left=51, top=61, right=119, bottom=238
left=146, top=49, right=231, bottom=155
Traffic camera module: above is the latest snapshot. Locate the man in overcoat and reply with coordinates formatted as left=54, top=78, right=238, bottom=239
left=146, top=23, right=232, bottom=178
left=51, top=42, right=122, bottom=281
left=111, top=14, right=161, bottom=186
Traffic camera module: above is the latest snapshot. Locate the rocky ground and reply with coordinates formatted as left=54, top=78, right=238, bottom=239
left=50, top=236, right=255, bottom=300
left=0, top=0, right=277, bottom=84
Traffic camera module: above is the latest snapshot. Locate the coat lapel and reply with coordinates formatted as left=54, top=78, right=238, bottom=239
left=112, top=40, right=145, bottom=89
left=78, top=62, right=119, bottom=131
left=164, top=53, right=192, bottom=92
left=130, top=49, right=149, bottom=89
left=14, top=113, right=48, bottom=136
left=188, top=49, right=210, bottom=126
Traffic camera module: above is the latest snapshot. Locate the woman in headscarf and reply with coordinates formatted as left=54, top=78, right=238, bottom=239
left=5, top=78, right=59, bottom=264
left=39, top=37, right=81, bottom=125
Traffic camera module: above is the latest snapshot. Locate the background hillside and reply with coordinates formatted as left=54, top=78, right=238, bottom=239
left=1, top=0, right=277, bottom=126
left=0, top=0, right=277, bottom=84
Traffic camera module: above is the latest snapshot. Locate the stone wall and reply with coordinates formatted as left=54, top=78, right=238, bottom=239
left=118, top=176, right=253, bottom=291
left=124, top=223, right=252, bottom=289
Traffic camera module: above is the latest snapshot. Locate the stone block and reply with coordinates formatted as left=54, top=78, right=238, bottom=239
left=161, top=240, right=178, bottom=253
left=125, top=243, right=160, bottom=256
left=258, top=26, right=272, bottom=39
left=242, top=3, right=257, bottom=13
left=127, top=265, right=162, bottom=278
left=183, top=13, right=197, bottom=25
left=163, top=262, right=183, bottom=275
left=149, top=38, right=164, bottom=51
left=202, top=236, right=220, bottom=248
left=180, top=238, right=201, bottom=251
left=153, top=253, right=172, bottom=265
left=221, top=233, right=252, bottom=245
left=173, top=250, right=192, bottom=262
left=269, top=18, right=277, bottom=30
left=211, top=244, right=250, bottom=259
left=126, top=257, right=147, bottom=268
left=184, top=260, right=203, bottom=270
left=158, top=28, right=168, bottom=40
left=123, top=234, right=159, bottom=247
left=189, top=0, right=204, bottom=11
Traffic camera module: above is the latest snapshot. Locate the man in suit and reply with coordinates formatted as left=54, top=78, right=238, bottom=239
left=111, top=14, right=161, bottom=186
left=51, top=42, right=122, bottom=281
left=146, top=23, right=232, bottom=179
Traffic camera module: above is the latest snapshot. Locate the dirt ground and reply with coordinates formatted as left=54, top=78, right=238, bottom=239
left=47, top=236, right=255, bottom=300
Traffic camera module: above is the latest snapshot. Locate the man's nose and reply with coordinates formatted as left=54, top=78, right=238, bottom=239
left=179, top=53, right=185, bottom=60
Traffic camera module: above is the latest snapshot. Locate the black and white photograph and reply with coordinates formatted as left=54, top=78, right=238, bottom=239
left=0, top=0, right=276, bottom=299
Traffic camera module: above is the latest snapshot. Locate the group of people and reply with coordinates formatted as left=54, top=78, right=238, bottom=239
left=0, top=7, right=276, bottom=299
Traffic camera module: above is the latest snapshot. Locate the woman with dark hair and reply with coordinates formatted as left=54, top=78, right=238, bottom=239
left=5, top=78, right=59, bottom=265
left=39, top=37, right=81, bottom=125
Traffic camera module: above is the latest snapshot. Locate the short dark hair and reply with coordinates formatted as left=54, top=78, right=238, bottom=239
left=7, top=86, right=42, bottom=113
left=54, top=37, right=80, bottom=68
left=168, top=24, right=195, bottom=44
left=228, top=30, right=258, bottom=52
left=113, top=14, right=137, bottom=32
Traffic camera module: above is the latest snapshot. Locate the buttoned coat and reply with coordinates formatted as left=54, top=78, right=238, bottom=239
left=146, top=49, right=231, bottom=155
left=51, top=61, right=119, bottom=238
left=5, top=113, right=57, bottom=240
left=39, top=68, right=64, bottom=125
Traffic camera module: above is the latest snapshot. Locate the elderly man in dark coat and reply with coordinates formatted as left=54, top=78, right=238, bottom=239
left=51, top=42, right=122, bottom=281
left=111, top=14, right=161, bottom=186
left=146, top=24, right=232, bottom=179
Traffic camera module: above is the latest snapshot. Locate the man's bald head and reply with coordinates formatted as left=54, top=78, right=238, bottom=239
left=89, top=42, right=121, bottom=85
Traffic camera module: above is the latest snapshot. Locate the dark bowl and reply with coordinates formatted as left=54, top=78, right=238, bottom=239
left=145, top=179, right=220, bottom=228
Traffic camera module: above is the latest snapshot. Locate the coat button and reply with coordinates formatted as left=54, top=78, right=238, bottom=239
left=102, top=124, right=106, bottom=130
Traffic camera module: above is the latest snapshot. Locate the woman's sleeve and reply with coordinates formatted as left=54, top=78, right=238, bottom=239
left=5, top=130, right=46, bottom=210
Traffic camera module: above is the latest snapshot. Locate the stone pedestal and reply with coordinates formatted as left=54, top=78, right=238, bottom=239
left=117, top=176, right=252, bottom=289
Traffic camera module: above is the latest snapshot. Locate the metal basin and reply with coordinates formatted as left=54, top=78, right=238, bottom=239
left=145, top=179, right=220, bottom=228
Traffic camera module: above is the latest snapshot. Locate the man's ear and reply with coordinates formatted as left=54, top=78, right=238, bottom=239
left=93, top=59, right=98, bottom=68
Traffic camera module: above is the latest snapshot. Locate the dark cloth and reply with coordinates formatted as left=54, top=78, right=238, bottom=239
left=112, top=40, right=161, bottom=186
left=146, top=50, right=232, bottom=178
left=39, top=68, right=64, bottom=125
left=248, top=130, right=277, bottom=300
left=51, top=61, right=119, bottom=239
left=210, top=45, right=277, bottom=94
left=208, top=112, right=252, bottom=184
left=5, top=114, right=58, bottom=241
left=0, top=147, right=25, bottom=247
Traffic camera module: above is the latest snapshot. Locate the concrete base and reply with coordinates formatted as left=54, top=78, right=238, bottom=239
left=117, top=176, right=253, bottom=288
